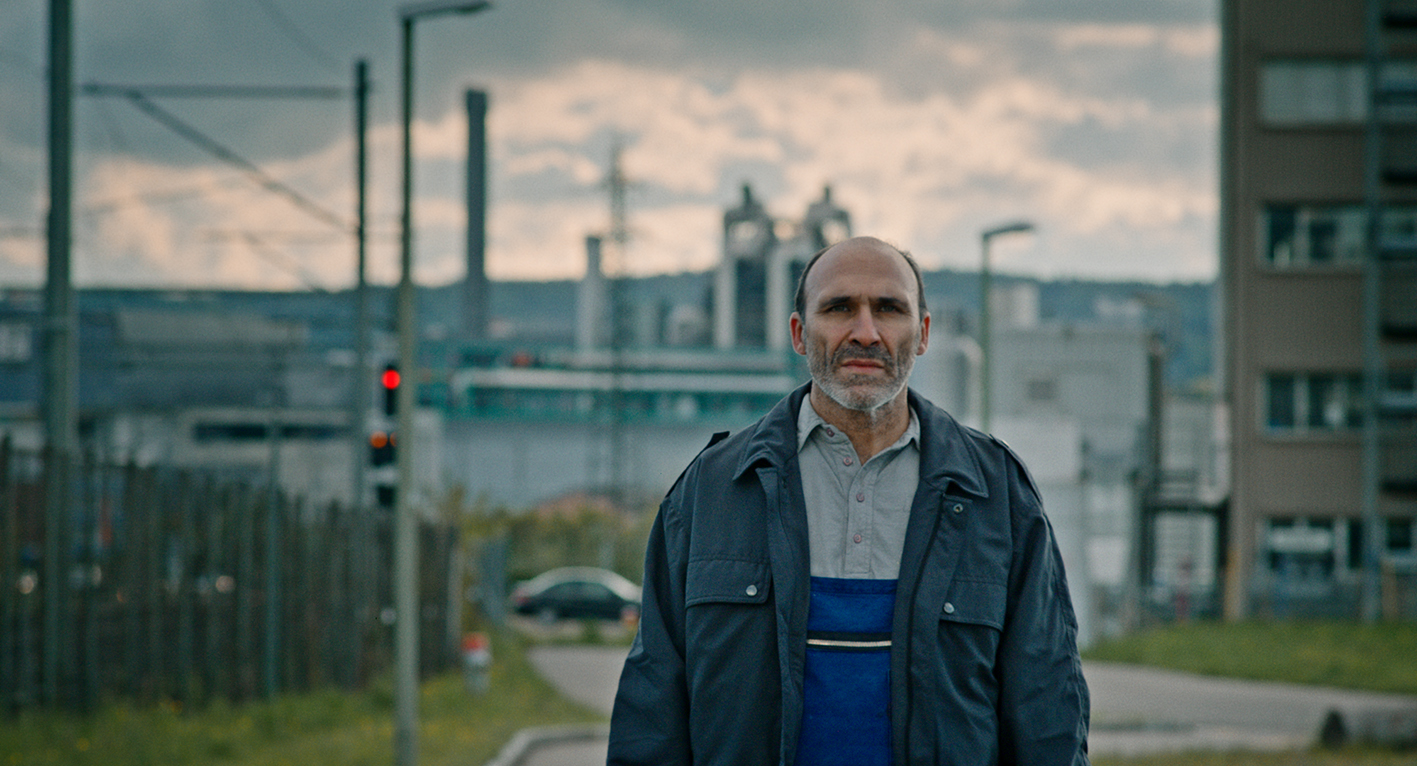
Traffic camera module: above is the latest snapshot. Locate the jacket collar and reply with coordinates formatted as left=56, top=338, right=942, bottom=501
left=733, top=383, right=990, bottom=499
left=734, top=382, right=811, bottom=480
left=908, top=387, right=989, bottom=499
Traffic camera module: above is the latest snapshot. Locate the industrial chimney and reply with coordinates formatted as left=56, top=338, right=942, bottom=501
left=464, top=89, right=489, bottom=341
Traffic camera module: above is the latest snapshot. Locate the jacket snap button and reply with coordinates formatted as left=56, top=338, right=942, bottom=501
left=943, top=602, right=955, bottom=614
left=952, top=504, right=963, bottom=514
left=745, top=584, right=758, bottom=597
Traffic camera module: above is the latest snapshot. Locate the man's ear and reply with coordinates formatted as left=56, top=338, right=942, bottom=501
left=916, top=312, right=931, bottom=355
left=790, top=312, right=807, bottom=355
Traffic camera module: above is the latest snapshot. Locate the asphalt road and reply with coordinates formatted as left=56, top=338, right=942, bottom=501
left=515, top=644, right=1417, bottom=764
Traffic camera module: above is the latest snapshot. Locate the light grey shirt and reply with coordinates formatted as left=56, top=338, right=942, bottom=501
left=796, top=398, right=921, bottom=580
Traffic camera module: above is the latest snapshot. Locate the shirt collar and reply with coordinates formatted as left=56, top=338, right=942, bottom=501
left=796, top=395, right=920, bottom=455
left=735, top=385, right=989, bottom=498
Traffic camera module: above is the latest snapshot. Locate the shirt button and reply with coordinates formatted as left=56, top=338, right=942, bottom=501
left=825, top=427, right=835, bottom=437
left=853, top=533, right=863, bottom=544
left=745, top=584, right=758, bottom=597
left=943, top=602, right=955, bottom=614
left=843, top=456, right=854, bottom=466
left=856, top=492, right=866, bottom=502
left=952, top=503, right=964, bottom=514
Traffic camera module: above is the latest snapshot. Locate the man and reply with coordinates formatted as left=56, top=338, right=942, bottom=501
left=608, top=236, right=1090, bottom=765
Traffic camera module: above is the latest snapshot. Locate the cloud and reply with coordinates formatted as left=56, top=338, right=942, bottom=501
left=67, top=137, right=368, bottom=288
left=36, top=48, right=1216, bottom=286
left=0, top=1, right=1219, bottom=287
left=489, top=198, right=605, bottom=280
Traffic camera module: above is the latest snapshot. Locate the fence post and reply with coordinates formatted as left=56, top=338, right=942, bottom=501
left=176, top=471, right=194, bottom=704
left=144, top=467, right=163, bottom=702
left=118, top=460, right=139, bottom=698
left=0, top=437, right=14, bottom=713
left=235, top=485, right=255, bottom=701
left=204, top=480, right=227, bottom=702
left=76, top=448, right=97, bottom=711
left=327, top=500, right=353, bottom=689
left=262, top=489, right=280, bottom=699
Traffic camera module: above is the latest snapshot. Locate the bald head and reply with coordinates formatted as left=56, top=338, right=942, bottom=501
left=793, top=237, right=927, bottom=320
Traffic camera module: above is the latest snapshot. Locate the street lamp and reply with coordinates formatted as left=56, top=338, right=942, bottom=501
left=979, top=220, right=1034, bottom=433
left=395, top=3, right=491, bottom=766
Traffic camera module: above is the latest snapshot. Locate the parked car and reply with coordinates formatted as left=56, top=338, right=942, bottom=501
left=509, top=566, right=642, bottom=621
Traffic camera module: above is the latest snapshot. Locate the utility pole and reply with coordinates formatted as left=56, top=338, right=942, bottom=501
left=264, top=351, right=284, bottom=698
left=395, top=15, right=420, bottom=763
left=43, top=0, right=77, bottom=706
left=606, top=142, right=629, bottom=508
left=978, top=221, right=1033, bottom=433
left=394, top=5, right=493, bottom=763
left=349, top=58, right=372, bottom=688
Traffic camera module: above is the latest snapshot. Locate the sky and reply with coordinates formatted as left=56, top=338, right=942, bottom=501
left=0, top=1, right=1218, bottom=290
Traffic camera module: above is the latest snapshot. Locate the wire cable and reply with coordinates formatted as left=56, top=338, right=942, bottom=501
left=108, top=87, right=351, bottom=232
left=251, top=0, right=342, bottom=73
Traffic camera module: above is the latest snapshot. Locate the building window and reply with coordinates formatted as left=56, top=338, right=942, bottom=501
left=192, top=422, right=346, bottom=442
left=1390, top=518, right=1415, bottom=553
left=1344, top=518, right=1417, bottom=569
left=1265, top=517, right=1336, bottom=579
left=1264, top=372, right=1362, bottom=433
left=1260, top=60, right=1417, bottom=126
left=0, top=322, right=32, bottom=363
left=1385, top=368, right=1417, bottom=411
left=1260, top=61, right=1366, bottom=125
left=1261, top=204, right=1417, bottom=267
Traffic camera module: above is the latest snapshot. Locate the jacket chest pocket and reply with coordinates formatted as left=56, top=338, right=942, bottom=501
left=683, top=558, right=776, bottom=697
left=685, top=558, right=772, bottom=607
left=936, top=578, right=1007, bottom=696
left=938, top=579, right=1006, bottom=631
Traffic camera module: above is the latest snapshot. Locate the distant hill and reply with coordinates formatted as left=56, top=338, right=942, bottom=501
left=421, top=269, right=1215, bottom=391
left=42, top=268, right=1211, bottom=393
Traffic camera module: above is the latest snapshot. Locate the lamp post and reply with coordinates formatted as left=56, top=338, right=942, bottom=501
left=395, top=3, right=490, bottom=765
left=979, top=221, right=1034, bottom=433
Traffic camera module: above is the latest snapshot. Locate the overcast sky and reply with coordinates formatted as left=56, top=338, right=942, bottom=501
left=0, top=1, right=1217, bottom=289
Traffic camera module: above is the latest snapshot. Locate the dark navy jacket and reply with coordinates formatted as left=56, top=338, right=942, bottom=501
left=608, top=385, right=1090, bottom=765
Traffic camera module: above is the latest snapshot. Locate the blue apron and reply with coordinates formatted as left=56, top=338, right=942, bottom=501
left=796, top=576, right=896, bottom=766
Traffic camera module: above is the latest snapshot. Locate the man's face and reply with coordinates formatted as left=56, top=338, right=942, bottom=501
left=790, top=238, right=930, bottom=413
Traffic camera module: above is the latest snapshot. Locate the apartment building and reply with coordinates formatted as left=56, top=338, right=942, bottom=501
left=1221, top=0, right=1417, bottom=618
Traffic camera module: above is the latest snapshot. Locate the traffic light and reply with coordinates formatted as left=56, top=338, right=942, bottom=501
left=369, top=431, right=395, bottom=466
left=381, top=363, right=400, bottom=416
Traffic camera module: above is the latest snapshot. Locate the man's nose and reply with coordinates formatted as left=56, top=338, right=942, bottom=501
left=847, top=310, right=882, bottom=345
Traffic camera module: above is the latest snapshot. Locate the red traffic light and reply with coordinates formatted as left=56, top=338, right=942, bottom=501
left=381, top=364, right=400, bottom=416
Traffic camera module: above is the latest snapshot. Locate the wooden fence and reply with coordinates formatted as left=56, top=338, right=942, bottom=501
left=0, top=438, right=459, bottom=713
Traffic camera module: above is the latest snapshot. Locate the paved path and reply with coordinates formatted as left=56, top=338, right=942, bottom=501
left=526, top=645, right=626, bottom=716
left=516, top=645, right=1417, bottom=764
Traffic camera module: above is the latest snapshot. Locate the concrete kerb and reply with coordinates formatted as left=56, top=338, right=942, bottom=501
left=1318, top=705, right=1417, bottom=750
left=483, top=723, right=611, bottom=766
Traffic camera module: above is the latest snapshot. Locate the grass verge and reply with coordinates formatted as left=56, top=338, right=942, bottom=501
left=1084, top=620, right=1417, bottom=696
left=1092, top=749, right=1416, bottom=766
left=0, top=628, right=602, bottom=766
left=1085, top=621, right=1417, bottom=766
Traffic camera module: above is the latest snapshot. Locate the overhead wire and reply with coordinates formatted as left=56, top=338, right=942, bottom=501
left=101, top=87, right=351, bottom=232
left=251, top=0, right=342, bottom=73
left=4, top=5, right=352, bottom=282
left=232, top=229, right=332, bottom=292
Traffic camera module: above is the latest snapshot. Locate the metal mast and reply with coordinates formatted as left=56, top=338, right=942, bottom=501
left=607, top=142, right=629, bottom=507
left=43, top=0, right=77, bottom=705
